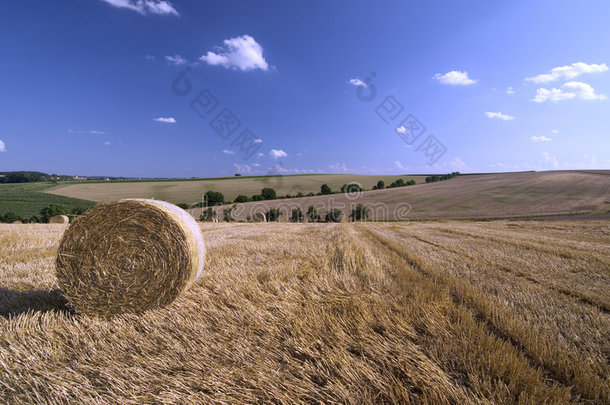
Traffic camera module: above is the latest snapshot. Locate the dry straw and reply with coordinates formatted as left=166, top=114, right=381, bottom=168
left=56, top=199, right=205, bottom=316
left=49, top=215, right=69, bottom=224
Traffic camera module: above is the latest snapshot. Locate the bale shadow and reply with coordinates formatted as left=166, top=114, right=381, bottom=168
left=0, top=288, right=74, bottom=319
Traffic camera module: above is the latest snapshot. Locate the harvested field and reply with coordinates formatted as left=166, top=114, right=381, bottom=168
left=1, top=220, right=609, bottom=404
left=193, top=170, right=610, bottom=221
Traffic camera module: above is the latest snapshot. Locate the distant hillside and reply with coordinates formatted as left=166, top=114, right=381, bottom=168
left=191, top=171, right=610, bottom=221
left=44, top=174, right=427, bottom=203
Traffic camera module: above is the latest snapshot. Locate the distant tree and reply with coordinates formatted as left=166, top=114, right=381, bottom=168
left=320, top=184, right=332, bottom=195
left=376, top=180, right=385, bottom=190
left=234, top=173, right=242, bottom=176
left=266, top=208, right=281, bottom=222
left=325, top=209, right=343, bottom=223
left=176, top=203, right=190, bottom=210
left=290, top=208, right=304, bottom=222
left=307, top=206, right=319, bottom=222
left=71, top=207, right=88, bottom=216
left=350, top=204, right=370, bottom=221
left=40, top=204, right=67, bottom=223
left=204, top=191, right=224, bottom=206
left=234, top=195, right=250, bottom=203
left=406, top=179, right=416, bottom=186
left=252, top=195, right=264, bottom=201
left=296, top=192, right=304, bottom=198
left=199, top=207, right=217, bottom=221
left=223, top=205, right=236, bottom=222
left=340, top=183, right=364, bottom=193
left=261, top=188, right=277, bottom=200
left=1, top=212, right=21, bottom=223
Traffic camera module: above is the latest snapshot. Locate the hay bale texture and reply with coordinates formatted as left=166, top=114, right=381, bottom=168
left=56, top=199, right=205, bottom=316
left=49, top=215, right=69, bottom=224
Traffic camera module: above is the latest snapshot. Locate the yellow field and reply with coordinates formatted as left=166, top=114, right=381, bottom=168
left=1, top=221, right=609, bottom=404
left=44, top=174, right=425, bottom=204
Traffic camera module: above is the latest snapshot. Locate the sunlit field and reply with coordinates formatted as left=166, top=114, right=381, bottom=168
left=1, top=221, right=608, bottom=404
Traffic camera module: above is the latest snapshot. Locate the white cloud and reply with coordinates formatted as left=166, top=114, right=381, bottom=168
left=100, top=0, right=178, bottom=16
left=233, top=163, right=251, bottom=173
left=165, top=55, right=186, bottom=65
left=329, top=163, right=348, bottom=173
left=0, top=140, right=6, bottom=152
left=253, top=163, right=260, bottom=167
left=451, top=157, right=468, bottom=171
left=485, top=111, right=514, bottom=120
left=506, top=87, right=515, bottom=95
left=526, top=62, right=608, bottom=83
left=542, top=151, right=559, bottom=169
left=550, top=129, right=559, bottom=134
left=253, top=138, right=262, bottom=143
left=269, top=149, right=287, bottom=159
left=395, top=125, right=407, bottom=134
left=531, top=136, right=552, bottom=142
left=104, top=141, right=111, bottom=146
left=434, top=70, right=477, bottom=85
left=532, top=81, right=607, bottom=103
left=68, top=129, right=106, bottom=134
left=145, top=55, right=155, bottom=60
left=222, top=150, right=235, bottom=155
left=200, top=35, right=269, bottom=71
left=349, top=78, right=367, bottom=87
left=395, top=160, right=405, bottom=170
left=256, top=152, right=265, bottom=158
left=153, top=117, right=176, bottom=123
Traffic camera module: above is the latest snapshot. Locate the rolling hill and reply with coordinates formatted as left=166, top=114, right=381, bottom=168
left=191, top=170, right=610, bottom=221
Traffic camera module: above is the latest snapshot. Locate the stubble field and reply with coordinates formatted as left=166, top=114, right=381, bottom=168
left=1, top=220, right=609, bottom=404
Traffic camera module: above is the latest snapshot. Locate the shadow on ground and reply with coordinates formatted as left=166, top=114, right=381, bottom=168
left=0, top=288, right=74, bottom=318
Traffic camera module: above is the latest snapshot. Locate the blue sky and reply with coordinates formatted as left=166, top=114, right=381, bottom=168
left=0, top=0, right=608, bottom=177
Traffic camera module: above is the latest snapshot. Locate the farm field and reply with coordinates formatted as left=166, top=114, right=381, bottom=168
left=1, top=220, right=608, bottom=404
left=44, top=174, right=426, bottom=205
left=0, top=182, right=95, bottom=219
left=194, top=170, right=610, bottom=221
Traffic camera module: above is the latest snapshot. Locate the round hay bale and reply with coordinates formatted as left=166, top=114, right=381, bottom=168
left=253, top=212, right=266, bottom=222
left=49, top=215, right=69, bottom=224
left=56, top=199, right=205, bottom=316
left=12, top=220, right=23, bottom=224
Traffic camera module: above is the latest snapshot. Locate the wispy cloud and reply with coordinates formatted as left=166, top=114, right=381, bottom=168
left=68, top=129, right=107, bottom=135
left=485, top=111, right=514, bottom=120
left=506, top=87, right=515, bottom=95
left=165, top=55, right=186, bottom=65
left=434, top=70, right=477, bottom=85
left=526, top=62, right=608, bottom=83
left=329, top=163, right=348, bottom=173
left=233, top=163, right=251, bottom=173
left=222, top=150, right=235, bottom=155
left=253, top=138, right=262, bottom=143
left=269, top=149, right=287, bottom=159
left=104, top=141, right=111, bottom=146
left=395, top=160, right=405, bottom=170
left=100, top=0, right=178, bottom=16
left=542, top=151, right=559, bottom=169
left=349, top=78, right=367, bottom=87
left=200, top=35, right=269, bottom=71
left=531, top=135, right=552, bottom=142
left=153, top=117, right=176, bottom=123
left=0, top=140, right=6, bottom=152
left=532, top=81, right=607, bottom=103
left=550, top=129, right=559, bottom=134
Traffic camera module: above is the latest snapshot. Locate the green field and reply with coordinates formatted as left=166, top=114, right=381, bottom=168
left=44, top=174, right=425, bottom=205
left=0, top=183, right=96, bottom=219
